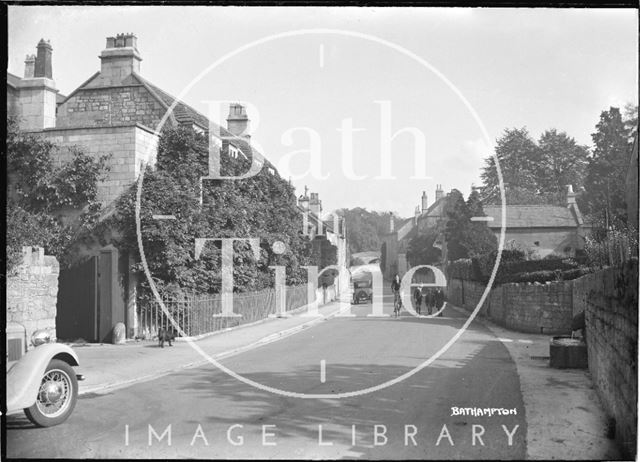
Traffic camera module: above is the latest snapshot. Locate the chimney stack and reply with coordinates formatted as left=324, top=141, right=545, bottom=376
left=309, top=192, right=322, bottom=217
left=15, top=40, right=57, bottom=130
left=34, top=39, right=52, bottom=79
left=298, top=185, right=310, bottom=210
left=435, top=184, right=444, bottom=201
left=421, top=191, right=428, bottom=213
left=24, top=54, right=36, bottom=78
left=566, top=184, right=576, bottom=206
left=99, top=33, right=142, bottom=85
left=227, top=103, right=250, bottom=139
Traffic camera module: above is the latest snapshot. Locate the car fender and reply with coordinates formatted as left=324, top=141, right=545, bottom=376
left=6, top=343, right=79, bottom=413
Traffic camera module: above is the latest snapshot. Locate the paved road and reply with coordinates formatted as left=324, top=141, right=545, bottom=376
left=7, top=293, right=526, bottom=459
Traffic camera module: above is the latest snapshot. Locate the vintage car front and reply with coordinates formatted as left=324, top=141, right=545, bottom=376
left=6, top=322, right=84, bottom=427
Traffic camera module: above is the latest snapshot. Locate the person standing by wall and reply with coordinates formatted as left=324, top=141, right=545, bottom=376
left=435, top=288, right=445, bottom=317
left=413, top=287, right=423, bottom=315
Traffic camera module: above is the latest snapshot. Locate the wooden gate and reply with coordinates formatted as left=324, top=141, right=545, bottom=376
left=56, top=247, right=125, bottom=343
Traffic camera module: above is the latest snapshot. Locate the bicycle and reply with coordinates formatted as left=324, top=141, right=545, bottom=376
left=393, top=291, right=402, bottom=317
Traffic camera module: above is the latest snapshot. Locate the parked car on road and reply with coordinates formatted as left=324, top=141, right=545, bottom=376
left=6, top=322, right=84, bottom=427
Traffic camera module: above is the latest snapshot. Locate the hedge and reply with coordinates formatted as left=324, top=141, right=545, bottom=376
left=447, top=251, right=588, bottom=285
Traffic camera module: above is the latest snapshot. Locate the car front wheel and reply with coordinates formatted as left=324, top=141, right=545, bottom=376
left=24, top=359, right=78, bottom=427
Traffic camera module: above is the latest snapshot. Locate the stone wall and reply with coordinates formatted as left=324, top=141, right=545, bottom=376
left=38, top=124, right=158, bottom=204
left=56, top=85, right=167, bottom=130
left=449, top=261, right=638, bottom=458
left=577, top=260, right=638, bottom=459
left=447, top=278, right=573, bottom=334
left=6, top=247, right=60, bottom=347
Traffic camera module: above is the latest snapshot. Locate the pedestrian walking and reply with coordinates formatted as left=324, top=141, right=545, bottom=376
left=435, top=288, right=445, bottom=317
left=413, top=287, right=422, bottom=315
left=425, top=288, right=435, bottom=315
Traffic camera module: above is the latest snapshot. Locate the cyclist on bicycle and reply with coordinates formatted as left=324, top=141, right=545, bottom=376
left=391, top=274, right=402, bottom=313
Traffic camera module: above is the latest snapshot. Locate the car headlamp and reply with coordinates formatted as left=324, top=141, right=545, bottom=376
left=31, top=329, right=53, bottom=347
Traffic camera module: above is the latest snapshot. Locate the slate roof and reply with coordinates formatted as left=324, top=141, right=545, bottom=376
left=483, top=205, right=579, bottom=228
left=130, top=73, right=276, bottom=170
left=133, top=73, right=213, bottom=132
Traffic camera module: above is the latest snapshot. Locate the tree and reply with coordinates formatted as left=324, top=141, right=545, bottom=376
left=536, top=129, right=589, bottom=200
left=406, top=229, right=442, bottom=267
left=464, top=189, right=498, bottom=258
left=444, top=189, right=497, bottom=262
left=582, top=107, right=634, bottom=226
left=623, top=103, right=638, bottom=142
left=6, top=116, right=110, bottom=273
left=337, top=207, right=394, bottom=254
left=444, top=190, right=471, bottom=261
left=481, top=127, right=589, bottom=206
left=481, top=128, right=541, bottom=204
left=112, top=125, right=313, bottom=298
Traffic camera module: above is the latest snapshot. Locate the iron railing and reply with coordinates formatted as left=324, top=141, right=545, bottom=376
left=138, top=284, right=327, bottom=339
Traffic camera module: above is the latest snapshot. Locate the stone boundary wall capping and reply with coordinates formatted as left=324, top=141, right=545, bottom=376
left=447, top=277, right=572, bottom=334
left=448, top=259, right=638, bottom=459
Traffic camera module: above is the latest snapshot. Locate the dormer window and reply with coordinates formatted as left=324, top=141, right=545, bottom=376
left=229, top=146, right=239, bottom=158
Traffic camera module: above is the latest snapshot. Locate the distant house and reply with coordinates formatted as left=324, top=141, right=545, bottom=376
left=483, top=185, right=590, bottom=258
left=297, top=188, right=348, bottom=290
left=380, top=185, right=448, bottom=279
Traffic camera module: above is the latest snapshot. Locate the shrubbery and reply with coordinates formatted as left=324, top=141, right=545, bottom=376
left=109, top=125, right=314, bottom=300
left=6, top=117, right=110, bottom=273
left=447, top=249, right=592, bottom=285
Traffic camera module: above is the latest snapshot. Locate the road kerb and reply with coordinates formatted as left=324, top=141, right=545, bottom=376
left=78, top=300, right=349, bottom=396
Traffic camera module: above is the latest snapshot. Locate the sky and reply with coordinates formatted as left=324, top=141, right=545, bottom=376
left=7, top=6, right=638, bottom=218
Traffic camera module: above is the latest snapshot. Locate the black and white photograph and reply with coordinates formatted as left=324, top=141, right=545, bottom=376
left=3, top=4, right=639, bottom=460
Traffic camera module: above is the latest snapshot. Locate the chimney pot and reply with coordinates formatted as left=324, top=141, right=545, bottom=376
left=227, top=103, right=250, bottom=139
left=421, top=190, right=428, bottom=213
left=566, top=184, right=576, bottom=205
left=24, top=54, right=35, bottom=78
left=34, top=38, right=53, bottom=78
left=99, top=34, right=142, bottom=84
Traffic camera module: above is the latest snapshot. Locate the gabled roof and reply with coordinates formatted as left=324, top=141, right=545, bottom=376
left=483, top=205, right=579, bottom=228
left=7, top=72, right=21, bottom=89
left=132, top=72, right=213, bottom=131
left=58, top=68, right=276, bottom=170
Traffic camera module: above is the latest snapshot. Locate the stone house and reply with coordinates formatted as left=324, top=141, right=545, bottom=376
left=483, top=185, right=591, bottom=258
left=380, top=183, right=591, bottom=280
left=380, top=185, right=448, bottom=279
left=7, top=33, right=294, bottom=342
left=297, top=188, right=349, bottom=292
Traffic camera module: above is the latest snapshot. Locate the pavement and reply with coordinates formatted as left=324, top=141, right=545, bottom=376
left=447, top=304, right=621, bottom=460
left=54, top=297, right=620, bottom=460
left=70, top=294, right=354, bottom=396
